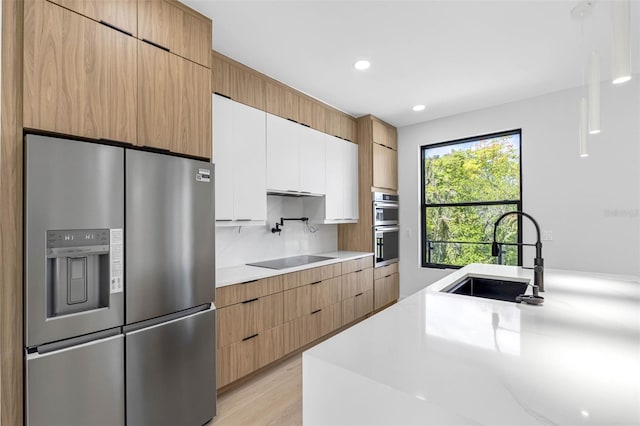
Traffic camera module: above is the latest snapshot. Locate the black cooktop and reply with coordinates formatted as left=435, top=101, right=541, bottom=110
left=247, top=255, right=335, bottom=270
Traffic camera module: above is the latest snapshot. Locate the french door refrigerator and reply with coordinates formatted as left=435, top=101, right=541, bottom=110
left=24, top=135, right=216, bottom=426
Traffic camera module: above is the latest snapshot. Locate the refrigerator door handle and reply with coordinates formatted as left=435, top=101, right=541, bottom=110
left=27, top=331, right=123, bottom=359
left=123, top=303, right=212, bottom=334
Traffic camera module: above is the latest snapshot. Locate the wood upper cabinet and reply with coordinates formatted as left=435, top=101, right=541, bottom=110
left=48, top=0, right=137, bottom=36
left=138, top=42, right=211, bottom=158
left=265, top=81, right=299, bottom=122
left=373, top=143, right=398, bottom=191
left=212, top=52, right=232, bottom=97
left=24, top=0, right=137, bottom=144
left=339, top=114, right=357, bottom=142
left=325, top=109, right=341, bottom=138
left=232, top=65, right=265, bottom=110
left=311, top=100, right=326, bottom=132
left=298, top=95, right=314, bottom=127
left=180, top=8, right=212, bottom=68
left=265, top=80, right=286, bottom=117
left=373, top=119, right=397, bottom=150
left=139, top=0, right=211, bottom=68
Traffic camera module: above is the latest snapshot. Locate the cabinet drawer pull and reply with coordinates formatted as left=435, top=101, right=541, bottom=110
left=310, top=280, right=322, bottom=285
left=241, top=279, right=258, bottom=285
left=311, top=309, right=322, bottom=314
left=99, top=20, right=133, bottom=37
left=355, top=269, right=363, bottom=273
left=355, top=292, right=364, bottom=297
left=214, top=92, right=232, bottom=100
left=385, top=274, right=392, bottom=278
left=242, top=333, right=259, bottom=342
left=142, top=38, right=170, bottom=52
left=241, top=297, right=259, bottom=304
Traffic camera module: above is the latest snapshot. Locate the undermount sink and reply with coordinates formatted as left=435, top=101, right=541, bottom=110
left=443, top=276, right=529, bottom=303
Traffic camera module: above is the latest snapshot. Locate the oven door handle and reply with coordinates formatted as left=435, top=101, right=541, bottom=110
left=373, top=202, right=399, bottom=209
left=375, top=226, right=400, bottom=232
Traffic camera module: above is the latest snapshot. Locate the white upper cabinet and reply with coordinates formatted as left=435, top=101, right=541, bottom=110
left=343, top=141, right=359, bottom=220
left=266, top=113, right=299, bottom=193
left=213, top=94, right=266, bottom=225
left=299, top=126, right=326, bottom=195
left=325, top=135, right=344, bottom=220
left=323, top=136, right=358, bottom=223
left=213, top=95, right=235, bottom=221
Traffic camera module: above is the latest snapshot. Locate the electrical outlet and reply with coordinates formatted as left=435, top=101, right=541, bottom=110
left=541, top=230, right=553, bottom=241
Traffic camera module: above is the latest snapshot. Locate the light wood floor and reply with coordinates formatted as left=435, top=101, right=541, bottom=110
left=208, top=354, right=303, bottom=426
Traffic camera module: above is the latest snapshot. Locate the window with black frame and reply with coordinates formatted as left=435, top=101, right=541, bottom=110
left=421, top=130, right=522, bottom=268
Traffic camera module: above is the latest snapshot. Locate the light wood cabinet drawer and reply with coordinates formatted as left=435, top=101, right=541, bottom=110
left=342, top=290, right=373, bottom=325
left=310, top=276, right=341, bottom=312
left=374, top=273, right=399, bottom=310
left=374, top=262, right=398, bottom=280
left=216, top=293, right=283, bottom=348
left=216, top=275, right=283, bottom=308
left=282, top=263, right=342, bottom=291
left=342, top=256, right=373, bottom=275
left=283, top=301, right=341, bottom=354
left=341, top=269, right=374, bottom=299
left=283, top=285, right=311, bottom=323
left=216, top=324, right=284, bottom=388
left=283, top=276, right=342, bottom=322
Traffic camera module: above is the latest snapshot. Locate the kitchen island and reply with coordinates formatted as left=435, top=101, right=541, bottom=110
left=303, top=264, right=640, bottom=425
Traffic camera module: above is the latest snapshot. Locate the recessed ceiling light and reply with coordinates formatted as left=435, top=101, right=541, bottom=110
left=353, top=60, right=371, bottom=71
left=412, top=104, right=426, bottom=112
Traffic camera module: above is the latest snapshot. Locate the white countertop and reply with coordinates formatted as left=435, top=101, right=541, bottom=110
left=303, top=264, right=640, bottom=425
left=216, top=251, right=373, bottom=287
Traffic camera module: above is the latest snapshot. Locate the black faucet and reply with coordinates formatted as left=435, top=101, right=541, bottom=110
left=271, top=217, right=309, bottom=234
left=491, top=211, right=545, bottom=292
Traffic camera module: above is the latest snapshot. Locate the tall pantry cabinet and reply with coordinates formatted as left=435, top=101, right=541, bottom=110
left=23, top=0, right=212, bottom=159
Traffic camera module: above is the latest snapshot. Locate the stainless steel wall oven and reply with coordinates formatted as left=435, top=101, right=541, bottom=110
left=373, top=193, right=399, bottom=267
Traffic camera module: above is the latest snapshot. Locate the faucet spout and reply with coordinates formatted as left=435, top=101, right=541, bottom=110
left=492, top=211, right=545, bottom=292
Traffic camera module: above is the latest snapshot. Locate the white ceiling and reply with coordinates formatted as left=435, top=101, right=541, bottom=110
left=182, top=0, right=639, bottom=128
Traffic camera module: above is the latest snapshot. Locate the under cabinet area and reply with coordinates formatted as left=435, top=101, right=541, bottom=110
left=215, top=255, right=374, bottom=390
left=213, top=94, right=266, bottom=225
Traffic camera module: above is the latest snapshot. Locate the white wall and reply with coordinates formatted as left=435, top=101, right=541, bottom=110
left=216, top=195, right=337, bottom=268
left=398, top=79, right=640, bottom=298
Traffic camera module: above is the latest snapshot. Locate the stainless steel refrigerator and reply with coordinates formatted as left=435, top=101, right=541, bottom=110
left=24, top=134, right=216, bottom=426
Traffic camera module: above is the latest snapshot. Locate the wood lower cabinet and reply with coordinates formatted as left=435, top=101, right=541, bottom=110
left=282, top=263, right=342, bottom=291
left=342, top=290, right=374, bottom=325
left=216, top=325, right=284, bottom=388
left=216, top=276, right=283, bottom=308
left=24, top=1, right=137, bottom=144
left=374, top=273, right=399, bottom=310
left=284, top=301, right=342, bottom=353
left=342, top=256, right=374, bottom=275
left=216, top=256, right=374, bottom=390
left=216, top=293, right=283, bottom=348
left=138, top=42, right=211, bottom=158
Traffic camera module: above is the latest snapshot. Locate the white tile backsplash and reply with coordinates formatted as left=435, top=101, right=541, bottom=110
left=215, top=195, right=337, bottom=268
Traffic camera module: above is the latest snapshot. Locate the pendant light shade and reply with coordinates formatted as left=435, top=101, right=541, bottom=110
left=612, top=0, right=631, bottom=84
left=588, top=51, right=601, bottom=134
left=579, top=97, right=589, bottom=157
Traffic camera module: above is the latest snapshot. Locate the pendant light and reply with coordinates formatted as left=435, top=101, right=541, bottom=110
left=612, top=0, right=631, bottom=84
left=579, top=97, right=589, bottom=157
left=588, top=51, right=601, bottom=134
